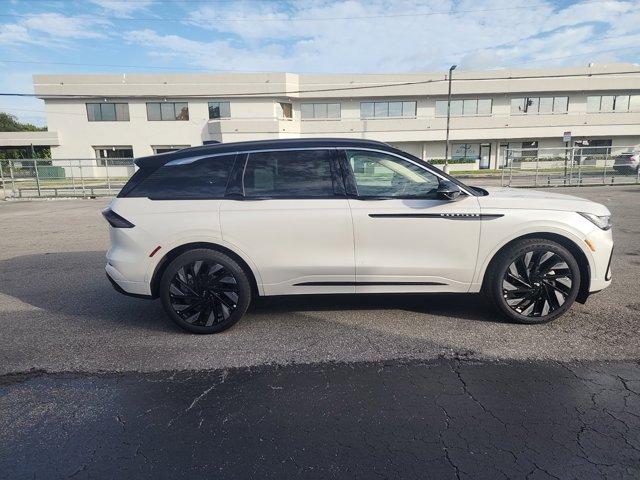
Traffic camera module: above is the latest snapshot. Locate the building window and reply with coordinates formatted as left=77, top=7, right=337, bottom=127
left=278, top=102, right=293, bottom=119
left=301, top=103, right=341, bottom=119
left=94, top=146, right=134, bottom=166
left=451, top=143, right=480, bottom=160
left=152, top=145, right=190, bottom=154
left=511, top=97, right=568, bottom=114
left=521, top=141, right=539, bottom=158
left=587, top=95, right=639, bottom=113
left=435, top=99, right=492, bottom=117
left=208, top=102, right=230, bottom=119
left=360, top=101, right=416, bottom=118
left=86, top=103, right=129, bottom=122
left=146, top=102, right=189, bottom=121
left=582, top=139, right=612, bottom=155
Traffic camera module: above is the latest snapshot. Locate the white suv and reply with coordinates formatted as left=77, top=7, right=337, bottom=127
left=104, top=139, right=613, bottom=333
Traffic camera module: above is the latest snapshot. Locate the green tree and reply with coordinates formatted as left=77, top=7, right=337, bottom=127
left=0, top=112, right=46, bottom=132
left=0, top=112, right=50, bottom=159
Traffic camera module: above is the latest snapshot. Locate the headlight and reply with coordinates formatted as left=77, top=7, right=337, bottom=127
left=578, top=212, right=612, bottom=230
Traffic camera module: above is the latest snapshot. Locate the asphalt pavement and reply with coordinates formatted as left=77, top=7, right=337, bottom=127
left=1, top=185, right=639, bottom=479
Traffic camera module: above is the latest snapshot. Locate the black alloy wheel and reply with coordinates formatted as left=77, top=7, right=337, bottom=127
left=487, top=239, right=581, bottom=324
left=502, top=250, right=573, bottom=317
left=160, top=249, right=251, bottom=333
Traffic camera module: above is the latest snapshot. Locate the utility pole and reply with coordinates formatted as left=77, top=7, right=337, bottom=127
left=444, top=64, right=457, bottom=174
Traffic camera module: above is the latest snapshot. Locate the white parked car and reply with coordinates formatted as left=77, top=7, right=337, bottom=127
left=104, top=139, right=613, bottom=333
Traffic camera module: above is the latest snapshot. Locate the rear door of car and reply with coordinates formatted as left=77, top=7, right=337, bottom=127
left=220, top=148, right=355, bottom=295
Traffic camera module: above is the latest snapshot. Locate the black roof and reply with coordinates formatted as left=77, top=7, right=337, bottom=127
left=135, top=138, right=393, bottom=168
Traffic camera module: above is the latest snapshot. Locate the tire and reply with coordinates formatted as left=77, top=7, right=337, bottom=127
left=485, top=238, right=581, bottom=324
left=159, top=249, right=252, bottom=334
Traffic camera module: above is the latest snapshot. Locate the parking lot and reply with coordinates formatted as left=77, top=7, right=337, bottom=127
left=1, top=185, right=639, bottom=479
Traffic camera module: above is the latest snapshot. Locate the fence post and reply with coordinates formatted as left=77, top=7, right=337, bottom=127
left=602, top=154, right=607, bottom=185
left=105, top=158, right=112, bottom=195
left=70, top=160, right=76, bottom=194
left=636, top=165, right=640, bottom=184
left=79, top=159, right=86, bottom=197
left=0, top=160, right=6, bottom=199
left=576, top=148, right=582, bottom=186
left=534, top=155, right=539, bottom=187
left=508, top=154, right=513, bottom=186
left=9, top=160, right=16, bottom=196
left=500, top=152, right=506, bottom=186
left=34, top=159, right=42, bottom=197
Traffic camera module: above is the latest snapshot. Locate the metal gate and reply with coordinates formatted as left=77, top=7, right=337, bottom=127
left=500, top=146, right=640, bottom=187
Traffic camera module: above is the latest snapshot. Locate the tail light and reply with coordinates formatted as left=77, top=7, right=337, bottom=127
left=102, top=208, right=135, bottom=228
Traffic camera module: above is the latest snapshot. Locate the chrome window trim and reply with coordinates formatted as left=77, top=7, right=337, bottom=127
left=163, top=146, right=474, bottom=197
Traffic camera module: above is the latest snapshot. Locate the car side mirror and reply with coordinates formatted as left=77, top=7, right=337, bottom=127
left=437, top=180, right=461, bottom=201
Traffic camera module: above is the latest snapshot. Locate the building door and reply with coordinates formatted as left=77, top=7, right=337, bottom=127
left=479, top=143, right=491, bottom=169
left=499, top=143, right=509, bottom=168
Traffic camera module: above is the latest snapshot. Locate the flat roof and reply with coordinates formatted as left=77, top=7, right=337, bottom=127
left=33, top=63, right=640, bottom=100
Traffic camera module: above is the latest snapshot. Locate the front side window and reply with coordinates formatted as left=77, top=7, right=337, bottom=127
left=128, top=154, right=236, bottom=199
left=208, top=101, right=231, bottom=119
left=361, top=101, right=416, bottom=118
left=243, top=150, right=337, bottom=198
left=146, top=102, right=189, bottom=121
left=345, top=150, right=440, bottom=198
left=86, top=103, right=129, bottom=121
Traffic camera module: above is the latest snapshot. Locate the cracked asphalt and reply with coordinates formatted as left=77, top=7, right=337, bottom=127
left=1, top=360, right=639, bottom=479
left=1, top=185, right=639, bottom=478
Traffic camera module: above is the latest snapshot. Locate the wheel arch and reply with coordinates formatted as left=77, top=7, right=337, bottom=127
left=480, top=232, right=591, bottom=304
left=149, top=242, right=261, bottom=299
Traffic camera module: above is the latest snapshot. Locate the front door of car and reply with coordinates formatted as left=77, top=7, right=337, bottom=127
left=220, top=148, right=355, bottom=295
left=340, top=149, right=481, bottom=293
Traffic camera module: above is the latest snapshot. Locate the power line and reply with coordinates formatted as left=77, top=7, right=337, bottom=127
left=1, top=68, right=639, bottom=100
left=0, top=1, right=608, bottom=23
left=1, top=31, right=638, bottom=74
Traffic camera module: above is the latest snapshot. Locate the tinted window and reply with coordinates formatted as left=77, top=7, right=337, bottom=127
left=346, top=150, right=440, bottom=198
left=129, top=155, right=235, bottom=199
left=243, top=150, right=336, bottom=198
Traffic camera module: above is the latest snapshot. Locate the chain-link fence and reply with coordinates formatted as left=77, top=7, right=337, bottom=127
left=500, top=146, right=640, bottom=187
left=0, top=158, right=135, bottom=198
left=1, top=149, right=639, bottom=198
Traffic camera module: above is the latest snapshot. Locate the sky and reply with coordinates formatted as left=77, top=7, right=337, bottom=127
left=1, top=0, right=639, bottom=126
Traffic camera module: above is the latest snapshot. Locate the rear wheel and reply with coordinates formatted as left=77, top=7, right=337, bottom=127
left=159, top=249, right=251, bottom=333
left=486, top=239, right=581, bottom=324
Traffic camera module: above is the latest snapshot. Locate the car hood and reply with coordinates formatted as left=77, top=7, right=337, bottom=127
left=476, top=187, right=610, bottom=215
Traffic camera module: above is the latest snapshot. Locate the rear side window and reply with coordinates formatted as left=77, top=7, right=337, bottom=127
left=243, top=150, right=337, bottom=198
left=127, top=154, right=236, bottom=199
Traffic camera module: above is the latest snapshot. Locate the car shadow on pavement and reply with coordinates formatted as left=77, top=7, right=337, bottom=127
left=0, top=251, right=507, bottom=333
left=251, top=293, right=505, bottom=324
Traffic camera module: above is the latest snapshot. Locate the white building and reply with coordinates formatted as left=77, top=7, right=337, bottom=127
left=31, top=63, right=640, bottom=171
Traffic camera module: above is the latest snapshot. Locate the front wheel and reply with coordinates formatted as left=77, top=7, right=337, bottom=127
left=159, top=249, right=251, bottom=333
left=486, top=239, right=581, bottom=324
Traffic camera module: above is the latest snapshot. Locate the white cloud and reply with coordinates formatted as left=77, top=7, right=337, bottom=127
left=127, top=0, right=640, bottom=73
left=88, top=0, right=155, bottom=17
left=0, top=13, right=110, bottom=49
left=22, top=13, right=109, bottom=40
